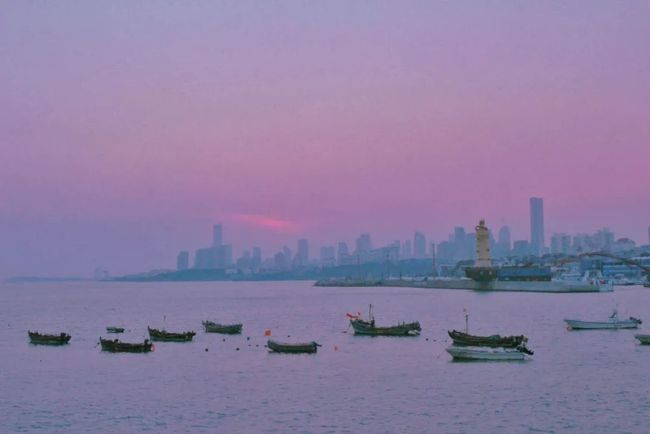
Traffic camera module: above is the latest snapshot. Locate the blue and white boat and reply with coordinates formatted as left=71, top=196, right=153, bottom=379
left=565, top=311, right=642, bottom=330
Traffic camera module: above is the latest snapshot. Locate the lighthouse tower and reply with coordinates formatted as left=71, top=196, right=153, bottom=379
left=475, top=219, right=492, bottom=267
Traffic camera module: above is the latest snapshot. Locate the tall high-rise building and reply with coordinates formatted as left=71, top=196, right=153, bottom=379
left=194, top=247, right=217, bottom=269
left=498, top=226, right=511, bottom=250
left=296, top=239, right=309, bottom=266
left=252, top=247, right=262, bottom=268
left=212, top=224, right=223, bottom=247
left=337, top=242, right=350, bottom=265
left=217, top=244, right=233, bottom=268
left=320, top=246, right=336, bottom=266
left=403, top=239, right=412, bottom=259
left=176, top=251, right=189, bottom=271
left=355, top=233, right=372, bottom=254
left=414, top=232, right=426, bottom=258
left=551, top=233, right=571, bottom=255
left=530, top=197, right=545, bottom=256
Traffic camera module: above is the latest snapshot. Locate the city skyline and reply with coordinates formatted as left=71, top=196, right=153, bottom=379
left=1, top=2, right=649, bottom=278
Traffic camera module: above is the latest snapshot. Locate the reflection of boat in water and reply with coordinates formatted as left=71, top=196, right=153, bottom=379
left=267, top=340, right=319, bottom=354
left=565, top=311, right=642, bottom=330
left=448, top=330, right=527, bottom=348
left=446, top=345, right=533, bottom=361
left=349, top=305, right=421, bottom=336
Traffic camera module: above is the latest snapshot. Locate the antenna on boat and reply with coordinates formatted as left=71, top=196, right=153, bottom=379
left=463, top=308, right=469, bottom=333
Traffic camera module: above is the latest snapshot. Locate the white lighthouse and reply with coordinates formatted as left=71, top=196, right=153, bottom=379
left=475, top=220, right=492, bottom=268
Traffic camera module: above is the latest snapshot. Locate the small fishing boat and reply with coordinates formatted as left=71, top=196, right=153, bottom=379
left=448, top=330, right=527, bottom=348
left=28, top=331, right=71, bottom=345
left=564, top=311, right=642, bottom=330
left=446, top=345, right=533, bottom=361
left=100, top=337, right=153, bottom=353
left=349, top=305, right=421, bottom=336
left=106, top=327, right=125, bottom=334
left=267, top=340, right=320, bottom=354
left=202, top=321, right=242, bottom=334
left=147, top=326, right=196, bottom=342
left=634, top=334, right=650, bottom=344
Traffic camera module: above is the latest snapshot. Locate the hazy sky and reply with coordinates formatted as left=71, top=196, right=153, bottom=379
left=1, top=1, right=649, bottom=278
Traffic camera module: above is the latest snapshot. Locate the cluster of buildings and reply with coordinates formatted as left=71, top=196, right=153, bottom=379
left=175, top=198, right=649, bottom=275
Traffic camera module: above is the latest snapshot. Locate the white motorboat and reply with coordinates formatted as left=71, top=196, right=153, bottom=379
left=446, top=345, right=532, bottom=361
left=564, top=311, right=642, bottom=330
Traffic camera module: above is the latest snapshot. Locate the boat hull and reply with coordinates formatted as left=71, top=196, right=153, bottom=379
left=28, top=331, right=71, bottom=345
left=106, top=327, right=125, bottom=334
left=267, top=340, right=318, bottom=354
left=147, top=327, right=196, bottom=342
left=564, top=319, right=640, bottom=330
left=446, top=346, right=528, bottom=361
left=202, top=321, right=242, bottom=334
left=100, top=338, right=153, bottom=353
left=635, top=334, right=650, bottom=344
left=448, top=330, right=527, bottom=348
left=350, top=319, right=421, bottom=336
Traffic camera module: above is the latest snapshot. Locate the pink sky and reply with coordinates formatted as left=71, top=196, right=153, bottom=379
left=1, top=2, right=649, bottom=277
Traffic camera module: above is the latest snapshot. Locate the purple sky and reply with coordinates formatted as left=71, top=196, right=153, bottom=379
left=1, top=2, right=649, bottom=278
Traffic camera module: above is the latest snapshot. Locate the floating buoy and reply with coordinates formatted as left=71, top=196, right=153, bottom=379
left=236, top=347, right=240, bottom=351
left=205, top=348, right=209, bottom=352
left=222, top=338, right=226, bottom=342
left=334, top=346, right=339, bottom=351
left=264, top=329, right=271, bottom=337
left=246, top=337, right=250, bottom=340
left=425, top=338, right=429, bottom=341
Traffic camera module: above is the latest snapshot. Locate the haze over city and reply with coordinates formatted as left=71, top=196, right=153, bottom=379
left=1, top=1, right=649, bottom=279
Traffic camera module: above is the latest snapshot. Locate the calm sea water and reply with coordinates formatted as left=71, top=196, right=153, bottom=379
left=1, top=281, right=649, bottom=433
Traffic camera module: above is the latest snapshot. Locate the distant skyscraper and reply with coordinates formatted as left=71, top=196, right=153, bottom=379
left=176, top=251, right=189, bottom=271
left=414, top=232, right=426, bottom=258
left=513, top=240, right=530, bottom=257
left=297, top=239, right=309, bottom=266
left=212, top=224, right=223, bottom=247
left=252, top=247, right=262, bottom=268
left=530, top=197, right=545, bottom=256
left=217, top=244, right=233, bottom=268
left=282, top=246, right=293, bottom=265
left=498, top=226, right=511, bottom=250
left=337, top=242, right=350, bottom=265
left=403, top=239, right=412, bottom=259
left=551, top=233, right=571, bottom=255
left=355, top=233, right=372, bottom=254
left=194, top=247, right=217, bottom=269
left=320, top=246, right=336, bottom=266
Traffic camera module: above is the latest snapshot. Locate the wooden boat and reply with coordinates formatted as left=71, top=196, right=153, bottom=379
left=106, top=326, right=125, bottom=333
left=634, top=334, right=650, bottom=344
left=100, top=337, right=153, bottom=353
left=350, top=319, right=421, bottom=336
left=448, top=330, right=527, bottom=348
left=28, top=331, right=71, bottom=345
left=446, top=345, right=533, bottom=361
left=202, top=321, right=242, bottom=334
left=564, top=311, right=642, bottom=330
left=267, top=340, right=320, bottom=354
left=349, top=304, right=421, bottom=336
left=147, top=326, right=196, bottom=342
